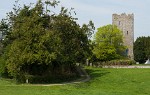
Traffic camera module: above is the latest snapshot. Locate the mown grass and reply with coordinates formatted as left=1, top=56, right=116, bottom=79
left=0, top=67, right=150, bottom=95
left=133, top=64, right=150, bottom=66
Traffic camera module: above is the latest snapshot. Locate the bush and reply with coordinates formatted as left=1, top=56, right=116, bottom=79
left=93, top=60, right=136, bottom=67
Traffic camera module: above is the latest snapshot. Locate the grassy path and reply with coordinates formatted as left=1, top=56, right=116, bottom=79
left=0, top=68, right=150, bottom=95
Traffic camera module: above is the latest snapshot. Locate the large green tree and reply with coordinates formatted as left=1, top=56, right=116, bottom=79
left=92, top=24, right=126, bottom=61
left=1, top=0, right=94, bottom=82
left=134, top=36, right=150, bottom=63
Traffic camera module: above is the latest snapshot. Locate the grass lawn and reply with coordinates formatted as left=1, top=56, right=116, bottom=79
left=0, top=67, right=150, bottom=95
left=133, top=64, right=150, bottom=66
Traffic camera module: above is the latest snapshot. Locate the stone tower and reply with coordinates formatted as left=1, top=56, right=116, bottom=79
left=112, top=13, right=134, bottom=59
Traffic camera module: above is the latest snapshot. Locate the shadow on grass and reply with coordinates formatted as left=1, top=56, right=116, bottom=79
left=85, top=68, right=110, bottom=81
left=74, top=68, right=110, bottom=89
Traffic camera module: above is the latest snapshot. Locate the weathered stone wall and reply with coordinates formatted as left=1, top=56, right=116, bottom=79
left=112, top=13, right=134, bottom=59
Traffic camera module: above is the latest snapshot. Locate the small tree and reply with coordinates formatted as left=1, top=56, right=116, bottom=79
left=92, top=24, right=126, bottom=61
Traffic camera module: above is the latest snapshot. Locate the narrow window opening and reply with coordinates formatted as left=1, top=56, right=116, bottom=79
left=127, top=31, right=128, bottom=35
left=119, top=21, right=120, bottom=25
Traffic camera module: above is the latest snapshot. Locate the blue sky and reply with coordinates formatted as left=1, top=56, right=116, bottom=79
left=0, top=0, right=150, bottom=40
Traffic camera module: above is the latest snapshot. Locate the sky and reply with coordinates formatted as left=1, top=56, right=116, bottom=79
left=0, top=0, right=150, bottom=40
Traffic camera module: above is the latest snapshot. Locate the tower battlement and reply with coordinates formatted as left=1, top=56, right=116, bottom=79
left=112, top=13, right=134, bottom=59
left=113, top=13, right=134, bottom=18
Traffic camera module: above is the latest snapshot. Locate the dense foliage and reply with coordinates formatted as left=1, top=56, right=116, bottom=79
left=134, top=36, right=150, bottom=63
left=92, top=24, right=126, bottom=61
left=0, top=0, right=94, bottom=83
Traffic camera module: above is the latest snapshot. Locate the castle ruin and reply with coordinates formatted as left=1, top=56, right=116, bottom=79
left=112, top=13, right=134, bottom=59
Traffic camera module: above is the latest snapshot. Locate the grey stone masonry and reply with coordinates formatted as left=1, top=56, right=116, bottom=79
left=112, top=13, right=134, bottom=59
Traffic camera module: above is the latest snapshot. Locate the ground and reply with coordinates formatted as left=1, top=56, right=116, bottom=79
left=0, top=67, right=150, bottom=95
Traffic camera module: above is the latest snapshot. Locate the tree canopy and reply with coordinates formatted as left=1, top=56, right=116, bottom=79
left=134, top=36, right=150, bottom=63
left=0, top=0, right=94, bottom=83
left=92, top=24, right=126, bottom=61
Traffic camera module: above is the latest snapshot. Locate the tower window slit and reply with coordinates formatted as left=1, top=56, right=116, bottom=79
left=119, top=21, right=121, bottom=25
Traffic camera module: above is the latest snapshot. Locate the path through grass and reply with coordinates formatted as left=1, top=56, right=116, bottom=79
left=0, top=67, right=150, bottom=95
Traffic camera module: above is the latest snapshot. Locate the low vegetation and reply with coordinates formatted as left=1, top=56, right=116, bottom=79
left=93, top=59, right=136, bottom=67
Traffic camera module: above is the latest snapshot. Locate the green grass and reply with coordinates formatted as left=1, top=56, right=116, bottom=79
left=133, top=64, right=150, bottom=66
left=0, top=67, right=150, bottom=95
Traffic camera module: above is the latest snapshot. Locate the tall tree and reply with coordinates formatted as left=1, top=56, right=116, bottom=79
left=92, top=24, right=126, bottom=61
left=0, top=0, right=94, bottom=82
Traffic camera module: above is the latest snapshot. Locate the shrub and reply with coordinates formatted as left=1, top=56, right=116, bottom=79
left=93, top=60, right=136, bottom=67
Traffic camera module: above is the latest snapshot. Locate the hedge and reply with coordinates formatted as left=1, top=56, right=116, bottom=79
left=93, top=60, right=136, bottom=67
